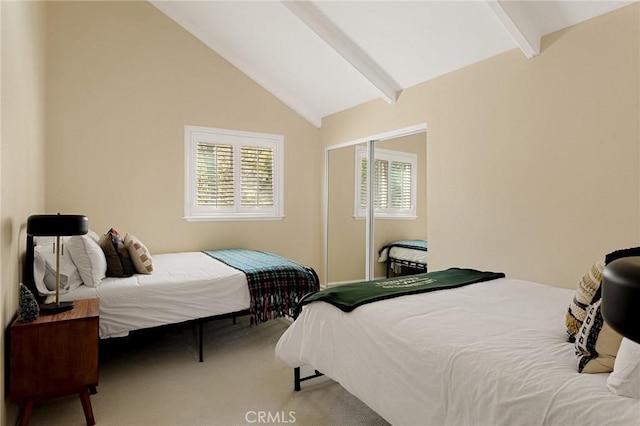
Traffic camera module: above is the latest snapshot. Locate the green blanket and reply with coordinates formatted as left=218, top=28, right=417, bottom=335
left=298, top=268, right=505, bottom=314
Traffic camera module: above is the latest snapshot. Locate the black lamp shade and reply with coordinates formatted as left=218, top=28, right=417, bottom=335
left=602, top=256, right=640, bottom=344
left=27, top=214, right=88, bottom=237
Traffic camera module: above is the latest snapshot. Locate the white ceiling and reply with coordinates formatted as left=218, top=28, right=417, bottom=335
left=150, top=1, right=635, bottom=127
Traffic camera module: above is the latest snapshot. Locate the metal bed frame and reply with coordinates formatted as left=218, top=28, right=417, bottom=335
left=386, top=256, right=428, bottom=278
left=292, top=292, right=324, bottom=390
left=382, top=241, right=428, bottom=278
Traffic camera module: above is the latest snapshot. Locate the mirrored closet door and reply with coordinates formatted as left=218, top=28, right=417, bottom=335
left=326, top=142, right=368, bottom=285
left=325, top=125, right=427, bottom=287
left=372, top=133, right=428, bottom=279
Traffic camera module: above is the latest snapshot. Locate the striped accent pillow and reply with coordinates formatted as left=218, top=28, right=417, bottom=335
left=575, top=299, right=622, bottom=373
left=566, top=260, right=603, bottom=342
left=124, top=234, right=153, bottom=274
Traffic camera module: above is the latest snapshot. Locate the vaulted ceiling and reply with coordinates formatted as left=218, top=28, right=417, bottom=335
left=150, top=1, right=635, bottom=127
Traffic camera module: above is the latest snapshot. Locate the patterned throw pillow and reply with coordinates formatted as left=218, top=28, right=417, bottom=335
left=566, top=261, right=604, bottom=342
left=125, top=234, right=153, bottom=274
left=575, top=299, right=623, bottom=373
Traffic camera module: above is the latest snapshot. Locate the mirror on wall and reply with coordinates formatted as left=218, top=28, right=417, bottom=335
left=326, top=126, right=427, bottom=287
left=373, top=134, right=427, bottom=279
left=327, top=142, right=367, bottom=285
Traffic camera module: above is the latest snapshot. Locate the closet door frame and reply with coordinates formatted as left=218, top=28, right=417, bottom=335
left=324, top=123, right=427, bottom=287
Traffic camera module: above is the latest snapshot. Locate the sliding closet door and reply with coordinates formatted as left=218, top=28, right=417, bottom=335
left=326, top=143, right=367, bottom=285
left=373, top=133, right=427, bottom=279
left=325, top=125, right=427, bottom=286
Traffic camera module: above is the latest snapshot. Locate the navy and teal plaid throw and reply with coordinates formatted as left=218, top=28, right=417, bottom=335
left=203, top=249, right=319, bottom=324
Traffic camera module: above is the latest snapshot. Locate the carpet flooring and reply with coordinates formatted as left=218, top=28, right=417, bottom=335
left=23, top=316, right=389, bottom=426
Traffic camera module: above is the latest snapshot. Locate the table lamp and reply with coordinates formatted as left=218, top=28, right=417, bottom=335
left=27, top=213, right=88, bottom=314
left=601, top=256, right=640, bottom=344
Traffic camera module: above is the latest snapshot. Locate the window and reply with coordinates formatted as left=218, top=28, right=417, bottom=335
left=355, top=146, right=417, bottom=219
left=184, top=126, right=283, bottom=221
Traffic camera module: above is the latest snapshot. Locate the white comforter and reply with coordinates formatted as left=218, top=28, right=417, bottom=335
left=275, top=278, right=640, bottom=425
left=60, top=252, right=249, bottom=338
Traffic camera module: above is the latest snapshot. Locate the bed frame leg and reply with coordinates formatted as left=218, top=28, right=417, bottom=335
left=198, top=322, right=204, bottom=362
left=294, top=367, right=301, bottom=391
left=293, top=367, right=323, bottom=391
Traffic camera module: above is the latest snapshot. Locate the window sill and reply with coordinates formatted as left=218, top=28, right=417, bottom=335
left=353, top=215, right=417, bottom=220
left=183, top=215, right=284, bottom=222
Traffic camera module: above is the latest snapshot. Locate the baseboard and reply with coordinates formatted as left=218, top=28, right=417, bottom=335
left=326, top=276, right=385, bottom=287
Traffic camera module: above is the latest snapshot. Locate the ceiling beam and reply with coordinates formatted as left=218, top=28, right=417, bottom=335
left=281, top=1, right=400, bottom=105
left=485, top=0, right=540, bottom=58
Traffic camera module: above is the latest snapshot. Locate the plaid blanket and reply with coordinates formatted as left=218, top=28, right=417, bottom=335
left=203, top=249, right=319, bottom=324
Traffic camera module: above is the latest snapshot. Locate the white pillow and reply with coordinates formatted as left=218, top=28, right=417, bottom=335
left=607, top=338, right=640, bottom=398
left=33, top=230, right=99, bottom=246
left=33, top=244, right=83, bottom=294
left=86, top=229, right=100, bottom=243
left=67, top=234, right=107, bottom=287
left=34, top=235, right=70, bottom=246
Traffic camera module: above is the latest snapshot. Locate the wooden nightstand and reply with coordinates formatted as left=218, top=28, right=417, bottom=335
left=9, top=298, right=99, bottom=426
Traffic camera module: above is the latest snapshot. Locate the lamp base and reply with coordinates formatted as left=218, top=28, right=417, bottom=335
left=40, top=301, right=74, bottom=315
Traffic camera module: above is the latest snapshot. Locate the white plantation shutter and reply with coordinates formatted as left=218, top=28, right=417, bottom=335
left=360, top=159, right=390, bottom=209
left=240, top=146, right=274, bottom=207
left=185, top=126, right=283, bottom=221
left=359, top=159, right=367, bottom=209
left=355, top=146, right=417, bottom=219
left=390, top=161, right=412, bottom=209
left=374, top=159, right=389, bottom=209
left=196, top=143, right=234, bottom=206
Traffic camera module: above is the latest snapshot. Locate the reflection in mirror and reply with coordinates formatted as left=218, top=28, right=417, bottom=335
left=327, top=143, right=367, bottom=285
left=373, top=133, right=427, bottom=279
left=325, top=125, right=427, bottom=287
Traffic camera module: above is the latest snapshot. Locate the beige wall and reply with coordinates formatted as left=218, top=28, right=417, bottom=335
left=322, top=4, right=640, bottom=289
left=45, top=1, right=322, bottom=271
left=1, top=4, right=638, bottom=423
left=1, top=1, right=48, bottom=424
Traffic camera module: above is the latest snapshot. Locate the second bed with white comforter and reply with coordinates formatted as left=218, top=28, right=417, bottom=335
left=276, top=277, right=640, bottom=425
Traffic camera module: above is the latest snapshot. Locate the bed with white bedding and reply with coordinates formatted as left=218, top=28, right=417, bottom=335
left=56, top=252, right=250, bottom=339
left=275, top=275, right=640, bottom=425
left=378, top=239, right=427, bottom=277
left=26, top=231, right=319, bottom=361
